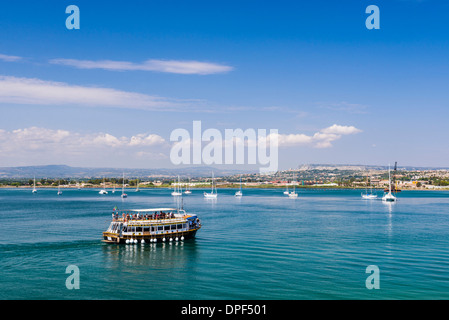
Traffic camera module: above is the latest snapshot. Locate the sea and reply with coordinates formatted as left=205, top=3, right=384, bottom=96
left=1, top=187, right=449, bottom=300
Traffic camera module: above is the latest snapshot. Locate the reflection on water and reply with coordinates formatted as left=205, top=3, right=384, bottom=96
left=383, top=201, right=395, bottom=238
left=101, top=241, right=198, bottom=270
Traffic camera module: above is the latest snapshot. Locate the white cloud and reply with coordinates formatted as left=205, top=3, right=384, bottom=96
left=0, top=54, right=22, bottom=62
left=320, top=124, right=362, bottom=135
left=130, top=133, right=166, bottom=146
left=0, top=127, right=168, bottom=166
left=49, top=58, right=234, bottom=75
left=270, top=124, right=362, bottom=148
left=0, top=75, right=188, bottom=111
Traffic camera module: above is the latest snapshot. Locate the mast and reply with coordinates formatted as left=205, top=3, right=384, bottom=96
left=388, top=164, right=392, bottom=194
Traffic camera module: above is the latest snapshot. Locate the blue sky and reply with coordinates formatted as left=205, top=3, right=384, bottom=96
left=0, top=0, right=449, bottom=169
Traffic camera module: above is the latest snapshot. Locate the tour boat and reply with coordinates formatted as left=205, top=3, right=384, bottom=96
left=102, top=207, right=202, bottom=244
left=204, top=172, right=217, bottom=199
left=382, top=165, right=397, bottom=202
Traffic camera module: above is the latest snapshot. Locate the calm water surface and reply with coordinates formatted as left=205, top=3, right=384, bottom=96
left=1, top=188, right=449, bottom=299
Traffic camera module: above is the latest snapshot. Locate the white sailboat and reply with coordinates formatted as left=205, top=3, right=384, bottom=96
left=382, top=165, right=397, bottom=202
left=135, top=178, right=140, bottom=192
left=32, top=176, right=37, bottom=193
left=171, top=176, right=182, bottom=196
left=184, top=177, right=192, bottom=194
left=288, top=182, right=298, bottom=198
left=99, top=177, right=108, bottom=195
left=235, top=175, right=243, bottom=197
left=121, top=173, right=128, bottom=198
left=283, top=183, right=289, bottom=195
left=57, top=181, right=62, bottom=195
left=204, top=172, right=218, bottom=199
left=362, top=175, right=377, bottom=199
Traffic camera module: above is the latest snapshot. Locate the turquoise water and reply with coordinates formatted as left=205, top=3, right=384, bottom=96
left=1, top=188, right=449, bottom=300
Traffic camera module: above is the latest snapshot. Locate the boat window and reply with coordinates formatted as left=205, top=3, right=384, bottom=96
left=122, top=226, right=127, bottom=232
left=164, top=225, right=170, bottom=231
left=136, top=227, right=142, bottom=232
left=177, top=224, right=183, bottom=229
left=151, top=226, right=155, bottom=232
left=171, top=225, right=177, bottom=230
left=143, top=227, right=149, bottom=232
left=158, top=226, right=163, bottom=231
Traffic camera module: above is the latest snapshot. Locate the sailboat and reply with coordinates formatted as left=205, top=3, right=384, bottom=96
left=204, top=172, right=218, bottom=199
left=171, top=176, right=182, bottom=196
left=283, top=183, right=289, bottom=195
left=32, top=176, right=37, bottom=193
left=57, top=181, right=62, bottom=195
left=121, top=173, right=128, bottom=198
left=135, top=178, right=140, bottom=192
left=362, top=174, right=377, bottom=199
left=288, top=181, right=298, bottom=198
left=99, top=177, right=108, bottom=195
left=382, top=165, right=397, bottom=202
left=184, top=177, right=192, bottom=194
left=384, top=161, right=401, bottom=193
left=235, top=175, right=243, bottom=197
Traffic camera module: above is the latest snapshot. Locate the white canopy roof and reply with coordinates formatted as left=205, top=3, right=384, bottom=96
left=128, top=208, right=178, bottom=212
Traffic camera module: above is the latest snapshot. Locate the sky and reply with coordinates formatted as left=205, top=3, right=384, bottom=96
left=0, top=0, right=449, bottom=170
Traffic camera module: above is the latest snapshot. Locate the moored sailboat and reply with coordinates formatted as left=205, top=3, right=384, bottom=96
left=382, top=165, right=397, bottom=202
left=204, top=172, right=218, bottom=199
left=235, top=175, right=243, bottom=197
left=121, top=173, right=128, bottom=198
left=32, top=176, right=37, bottom=193
left=99, top=177, right=108, bottom=195
left=171, top=176, right=182, bottom=196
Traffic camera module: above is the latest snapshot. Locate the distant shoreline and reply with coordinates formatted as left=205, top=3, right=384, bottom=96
left=1, top=185, right=448, bottom=191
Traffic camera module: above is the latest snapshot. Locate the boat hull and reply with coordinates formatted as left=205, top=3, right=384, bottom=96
left=102, top=228, right=200, bottom=244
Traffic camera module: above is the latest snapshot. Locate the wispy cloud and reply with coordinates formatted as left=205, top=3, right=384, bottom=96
left=0, top=53, right=22, bottom=62
left=0, top=75, right=192, bottom=111
left=320, top=101, right=369, bottom=114
left=49, top=58, right=234, bottom=75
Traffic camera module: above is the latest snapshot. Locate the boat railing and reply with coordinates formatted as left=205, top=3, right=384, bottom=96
left=112, top=217, right=187, bottom=225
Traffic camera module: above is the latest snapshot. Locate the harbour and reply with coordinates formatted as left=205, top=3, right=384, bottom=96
left=1, top=188, right=449, bottom=299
